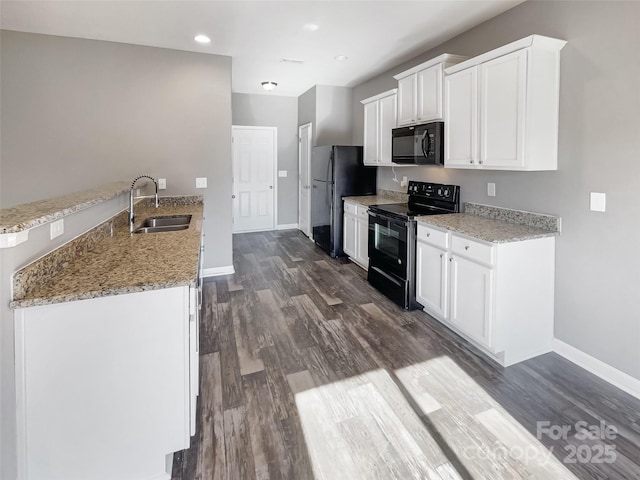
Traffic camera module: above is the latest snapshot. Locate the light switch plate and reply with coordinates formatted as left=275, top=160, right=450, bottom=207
left=50, top=219, right=64, bottom=240
left=278, top=170, right=287, bottom=178
left=488, top=182, right=496, bottom=197
left=196, top=177, right=208, bottom=189
left=590, top=192, right=606, bottom=212
left=158, top=178, right=167, bottom=190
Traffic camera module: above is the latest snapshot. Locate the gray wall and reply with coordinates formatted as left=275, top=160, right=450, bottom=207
left=298, top=86, right=317, bottom=143
left=0, top=30, right=233, bottom=270
left=316, top=85, right=353, bottom=146
left=232, top=93, right=299, bottom=226
left=352, top=1, right=640, bottom=380
left=298, top=85, right=354, bottom=146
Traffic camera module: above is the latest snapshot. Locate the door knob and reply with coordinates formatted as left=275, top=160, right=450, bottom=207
left=232, top=195, right=236, bottom=199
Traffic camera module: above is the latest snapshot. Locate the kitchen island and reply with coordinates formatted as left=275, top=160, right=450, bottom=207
left=11, top=196, right=204, bottom=480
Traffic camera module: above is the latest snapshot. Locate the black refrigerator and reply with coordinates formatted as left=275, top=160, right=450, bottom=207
left=311, top=145, right=376, bottom=257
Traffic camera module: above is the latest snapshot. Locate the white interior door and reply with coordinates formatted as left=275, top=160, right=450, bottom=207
left=232, top=126, right=276, bottom=233
left=298, top=123, right=312, bottom=237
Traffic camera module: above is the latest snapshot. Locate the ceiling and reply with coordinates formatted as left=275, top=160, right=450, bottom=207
left=0, top=0, right=524, bottom=97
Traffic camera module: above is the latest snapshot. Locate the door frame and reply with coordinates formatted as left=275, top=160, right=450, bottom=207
left=298, top=122, right=312, bottom=238
left=231, top=125, right=278, bottom=232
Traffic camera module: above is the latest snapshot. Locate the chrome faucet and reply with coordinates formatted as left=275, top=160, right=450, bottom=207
left=129, top=175, right=159, bottom=233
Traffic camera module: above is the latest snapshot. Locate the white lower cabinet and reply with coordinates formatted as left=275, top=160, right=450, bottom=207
left=449, top=254, right=494, bottom=349
left=415, top=225, right=449, bottom=319
left=343, top=200, right=370, bottom=269
left=416, top=222, right=556, bottom=366
left=14, top=286, right=199, bottom=480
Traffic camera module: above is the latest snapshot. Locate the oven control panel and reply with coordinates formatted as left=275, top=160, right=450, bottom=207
left=407, top=181, right=459, bottom=202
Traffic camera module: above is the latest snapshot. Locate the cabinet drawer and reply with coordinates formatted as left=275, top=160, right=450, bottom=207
left=451, top=235, right=494, bottom=265
left=344, top=202, right=357, bottom=215
left=417, top=224, right=448, bottom=249
left=357, top=206, right=370, bottom=219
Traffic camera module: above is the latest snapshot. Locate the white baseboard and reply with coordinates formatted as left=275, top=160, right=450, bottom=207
left=276, top=223, right=299, bottom=230
left=202, top=265, right=235, bottom=277
left=553, top=338, right=640, bottom=400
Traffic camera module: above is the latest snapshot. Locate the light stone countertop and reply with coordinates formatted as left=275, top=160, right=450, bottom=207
left=0, top=181, right=132, bottom=234
left=416, top=213, right=559, bottom=243
left=11, top=199, right=203, bottom=309
left=342, top=195, right=405, bottom=207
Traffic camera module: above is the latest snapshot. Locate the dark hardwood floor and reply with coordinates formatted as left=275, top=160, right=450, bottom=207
left=172, top=229, right=640, bottom=479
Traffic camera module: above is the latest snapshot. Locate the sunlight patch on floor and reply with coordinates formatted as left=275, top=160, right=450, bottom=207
left=395, top=356, right=578, bottom=479
left=293, top=357, right=578, bottom=479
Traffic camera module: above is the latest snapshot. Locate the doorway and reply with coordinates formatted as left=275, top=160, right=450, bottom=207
left=232, top=126, right=277, bottom=233
left=298, top=123, right=312, bottom=238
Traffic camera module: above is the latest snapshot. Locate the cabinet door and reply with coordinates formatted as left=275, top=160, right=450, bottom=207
left=378, top=93, right=397, bottom=164
left=417, top=64, right=442, bottom=122
left=480, top=49, right=527, bottom=168
left=445, top=67, right=478, bottom=167
left=397, top=74, right=417, bottom=126
left=356, top=216, right=369, bottom=268
left=416, top=240, right=448, bottom=319
left=449, top=255, right=493, bottom=348
left=363, top=101, right=379, bottom=165
left=343, top=213, right=357, bottom=258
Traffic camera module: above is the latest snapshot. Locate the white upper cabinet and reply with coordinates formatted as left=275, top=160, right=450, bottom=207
left=394, top=54, right=467, bottom=126
left=444, top=35, right=567, bottom=171
left=361, top=89, right=397, bottom=166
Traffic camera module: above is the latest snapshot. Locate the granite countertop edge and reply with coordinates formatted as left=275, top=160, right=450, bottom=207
left=10, top=279, right=196, bottom=309
left=342, top=194, right=405, bottom=206
left=416, top=213, right=560, bottom=244
left=1, top=181, right=131, bottom=234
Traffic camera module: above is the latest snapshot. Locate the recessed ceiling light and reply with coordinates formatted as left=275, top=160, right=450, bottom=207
left=194, top=34, right=211, bottom=44
left=303, top=23, right=319, bottom=32
left=261, top=81, right=278, bottom=92
left=334, top=55, right=348, bottom=62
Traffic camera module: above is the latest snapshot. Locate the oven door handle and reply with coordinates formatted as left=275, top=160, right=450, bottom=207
left=369, top=211, right=410, bottom=228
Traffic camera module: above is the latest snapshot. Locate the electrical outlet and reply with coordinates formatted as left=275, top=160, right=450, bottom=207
left=50, top=219, right=64, bottom=240
left=590, top=192, right=606, bottom=212
left=196, top=177, right=208, bottom=189
left=400, top=176, right=408, bottom=187
left=158, top=178, right=167, bottom=190
left=487, top=182, right=496, bottom=197
left=278, top=170, right=288, bottom=178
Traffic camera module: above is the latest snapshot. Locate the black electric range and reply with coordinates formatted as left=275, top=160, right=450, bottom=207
left=367, top=181, right=460, bottom=310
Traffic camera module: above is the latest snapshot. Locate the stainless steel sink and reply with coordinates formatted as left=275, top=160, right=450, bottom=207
left=134, top=224, right=190, bottom=234
left=134, top=215, right=192, bottom=234
left=138, top=215, right=192, bottom=228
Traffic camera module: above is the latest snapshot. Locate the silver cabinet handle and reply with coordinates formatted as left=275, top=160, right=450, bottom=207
left=465, top=246, right=470, bottom=250
left=440, top=253, right=444, bottom=258
left=426, top=233, right=431, bottom=237
left=232, top=194, right=236, bottom=199
left=449, top=257, right=453, bottom=262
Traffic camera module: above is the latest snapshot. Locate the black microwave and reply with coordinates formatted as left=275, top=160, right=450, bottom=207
left=392, top=122, right=444, bottom=165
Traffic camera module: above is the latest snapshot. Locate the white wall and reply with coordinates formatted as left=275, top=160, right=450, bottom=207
left=351, top=0, right=640, bottom=381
